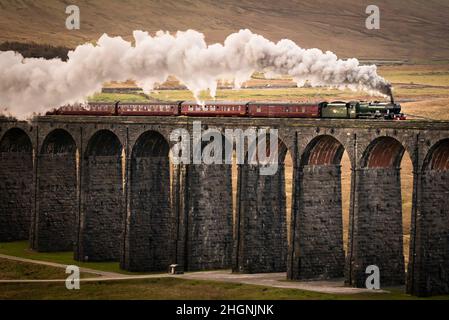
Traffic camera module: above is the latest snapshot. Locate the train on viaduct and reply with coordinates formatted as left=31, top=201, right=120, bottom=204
left=0, top=114, right=448, bottom=297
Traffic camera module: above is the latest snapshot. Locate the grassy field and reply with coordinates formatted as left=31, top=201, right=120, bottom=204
left=0, top=273, right=447, bottom=300
left=0, top=241, right=147, bottom=275
left=1, top=248, right=448, bottom=300
left=0, top=258, right=95, bottom=280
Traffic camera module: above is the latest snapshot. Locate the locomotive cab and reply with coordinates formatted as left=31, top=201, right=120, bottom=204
left=321, top=101, right=349, bottom=118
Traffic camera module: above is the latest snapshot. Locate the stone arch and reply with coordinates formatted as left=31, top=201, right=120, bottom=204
left=234, top=135, right=289, bottom=273
left=408, top=138, right=449, bottom=296
left=184, top=132, right=233, bottom=271
left=346, top=136, right=408, bottom=287
left=85, top=130, right=123, bottom=157
left=301, top=135, right=345, bottom=166
left=77, top=130, right=124, bottom=262
left=36, top=129, right=77, bottom=251
left=289, top=135, right=346, bottom=280
left=0, top=128, right=33, bottom=241
left=122, top=130, right=173, bottom=271
left=361, top=136, right=405, bottom=168
left=422, top=138, right=449, bottom=171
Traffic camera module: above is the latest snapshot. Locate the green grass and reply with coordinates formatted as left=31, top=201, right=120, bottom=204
left=1, top=277, right=448, bottom=300
left=0, top=243, right=448, bottom=300
left=0, top=258, right=94, bottom=280
left=0, top=241, right=151, bottom=275
left=88, top=92, right=152, bottom=103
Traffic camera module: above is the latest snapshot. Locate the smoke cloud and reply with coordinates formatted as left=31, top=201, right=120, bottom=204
left=0, top=29, right=392, bottom=119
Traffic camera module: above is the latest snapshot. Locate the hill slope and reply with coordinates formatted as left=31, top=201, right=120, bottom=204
left=0, top=0, right=449, bottom=60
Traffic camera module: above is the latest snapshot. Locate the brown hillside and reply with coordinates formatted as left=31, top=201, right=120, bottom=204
left=0, top=0, right=448, bottom=60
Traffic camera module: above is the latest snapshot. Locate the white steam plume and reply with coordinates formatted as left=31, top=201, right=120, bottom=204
left=0, top=29, right=392, bottom=120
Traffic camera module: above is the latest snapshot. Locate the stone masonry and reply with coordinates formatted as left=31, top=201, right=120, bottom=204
left=121, top=130, right=173, bottom=271
left=233, top=163, right=288, bottom=273
left=0, top=128, right=33, bottom=241
left=345, top=168, right=405, bottom=287
left=290, top=165, right=345, bottom=280
left=35, top=130, right=77, bottom=251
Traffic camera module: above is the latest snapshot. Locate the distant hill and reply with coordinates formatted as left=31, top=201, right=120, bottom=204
left=0, top=0, right=449, bottom=61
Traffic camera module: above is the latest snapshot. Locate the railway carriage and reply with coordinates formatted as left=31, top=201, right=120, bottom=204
left=118, top=102, right=180, bottom=116
left=47, top=102, right=117, bottom=116
left=247, top=102, right=322, bottom=118
left=180, top=101, right=247, bottom=117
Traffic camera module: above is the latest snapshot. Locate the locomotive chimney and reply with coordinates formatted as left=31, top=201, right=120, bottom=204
left=386, top=84, right=395, bottom=104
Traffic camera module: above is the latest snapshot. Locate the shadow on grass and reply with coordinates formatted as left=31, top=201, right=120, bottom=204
left=0, top=241, right=160, bottom=275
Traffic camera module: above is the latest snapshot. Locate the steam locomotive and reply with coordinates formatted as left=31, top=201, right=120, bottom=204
left=46, top=100, right=406, bottom=120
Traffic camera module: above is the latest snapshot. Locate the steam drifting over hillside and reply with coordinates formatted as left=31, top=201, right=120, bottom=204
left=0, top=29, right=392, bottom=119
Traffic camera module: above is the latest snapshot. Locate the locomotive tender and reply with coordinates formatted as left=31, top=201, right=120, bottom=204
left=47, top=100, right=406, bottom=120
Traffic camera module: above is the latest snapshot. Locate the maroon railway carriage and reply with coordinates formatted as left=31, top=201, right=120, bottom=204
left=247, top=102, right=322, bottom=118
left=180, top=101, right=247, bottom=117
left=118, top=102, right=180, bottom=116
left=52, top=103, right=117, bottom=116
left=45, top=104, right=88, bottom=115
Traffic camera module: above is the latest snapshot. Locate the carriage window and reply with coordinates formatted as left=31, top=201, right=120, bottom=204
left=302, top=107, right=305, bottom=113
left=257, top=107, right=261, bottom=112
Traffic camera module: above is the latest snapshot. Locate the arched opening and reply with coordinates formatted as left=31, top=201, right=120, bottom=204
left=341, top=151, right=351, bottom=260
left=424, top=139, right=449, bottom=171
left=37, top=129, right=77, bottom=251
left=408, top=139, right=449, bottom=295
left=400, top=152, right=413, bottom=271
left=300, top=135, right=345, bottom=166
left=362, top=137, right=405, bottom=168
left=347, top=136, right=407, bottom=287
left=185, top=133, right=233, bottom=271
left=289, top=135, right=346, bottom=280
left=78, top=130, right=124, bottom=262
left=0, top=128, right=33, bottom=241
left=234, top=135, right=289, bottom=273
left=284, top=151, right=293, bottom=248
left=123, top=131, right=172, bottom=271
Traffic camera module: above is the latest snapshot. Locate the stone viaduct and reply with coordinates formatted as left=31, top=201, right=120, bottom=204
left=0, top=115, right=448, bottom=297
